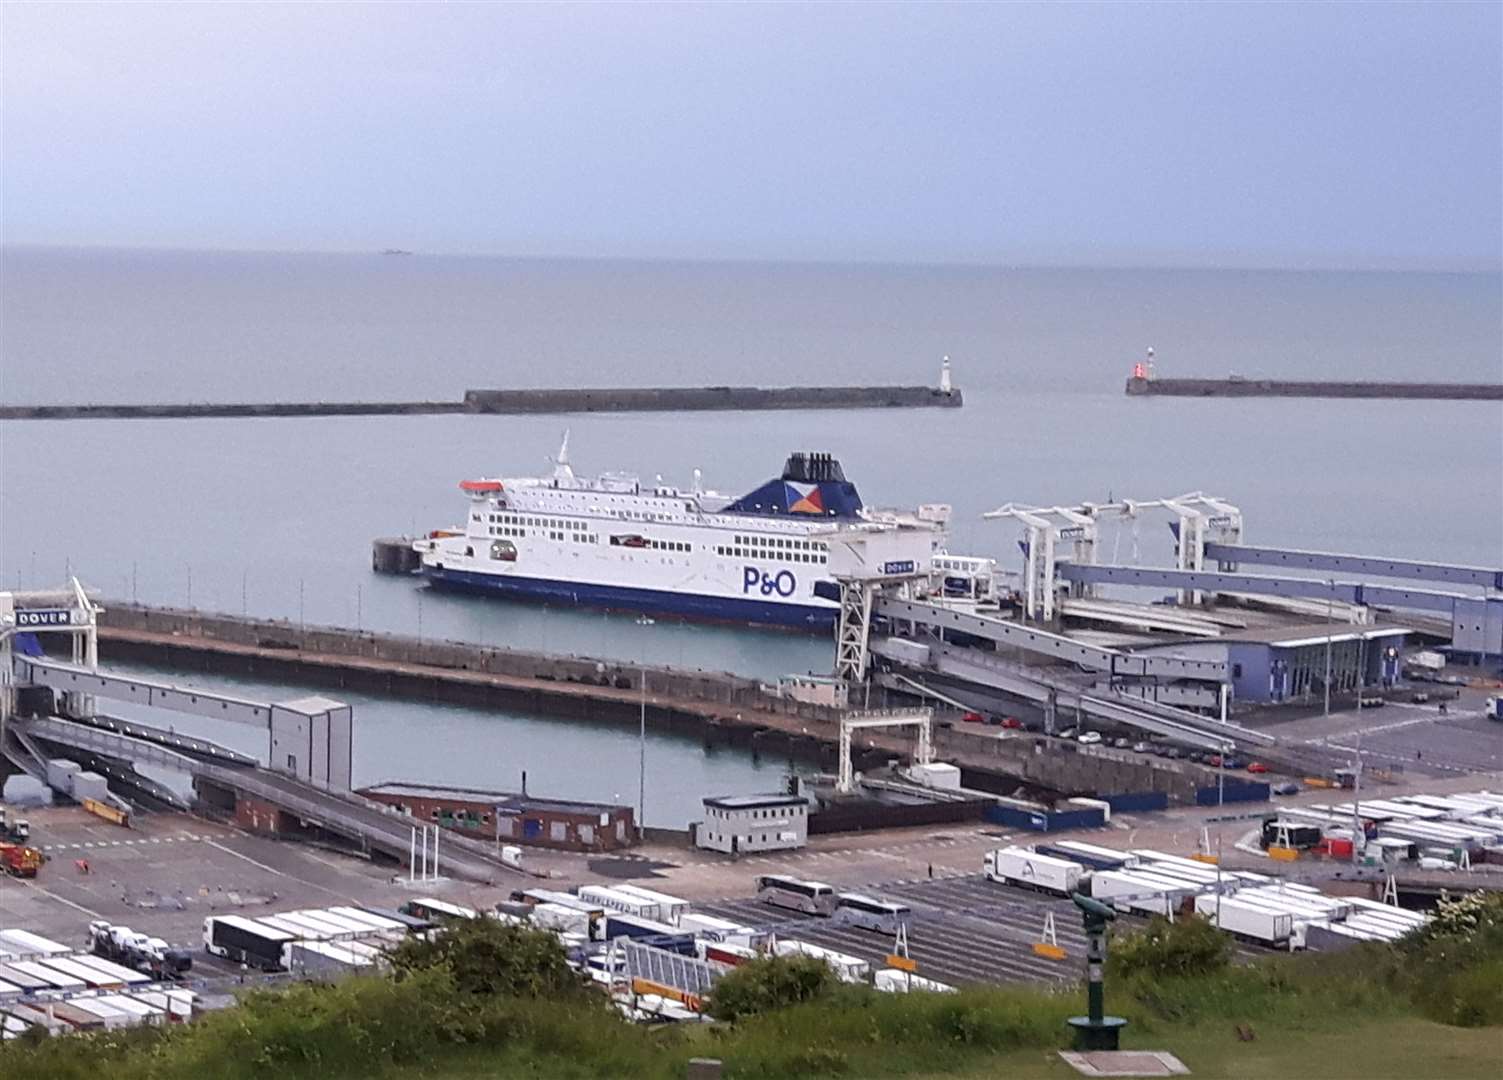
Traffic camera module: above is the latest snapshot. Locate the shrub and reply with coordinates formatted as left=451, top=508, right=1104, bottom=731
left=707, top=955, right=840, bottom=1021
left=386, top=914, right=587, bottom=999
left=1108, top=914, right=1231, bottom=981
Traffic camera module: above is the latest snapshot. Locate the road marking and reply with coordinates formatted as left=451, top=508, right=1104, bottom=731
left=10, top=878, right=105, bottom=919
left=204, top=838, right=286, bottom=877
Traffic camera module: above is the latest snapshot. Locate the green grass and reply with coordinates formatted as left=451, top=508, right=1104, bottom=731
left=4, top=901, right=1501, bottom=1080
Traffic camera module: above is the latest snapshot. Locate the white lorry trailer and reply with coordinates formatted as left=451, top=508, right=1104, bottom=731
left=983, top=847, right=1085, bottom=895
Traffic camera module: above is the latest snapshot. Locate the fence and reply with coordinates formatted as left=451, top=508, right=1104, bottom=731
left=983, top=804, right=1108, bottom=832
left=1194, top=780, right=1270, bottom=806
left=1102, top=791, right=1170, bottom=813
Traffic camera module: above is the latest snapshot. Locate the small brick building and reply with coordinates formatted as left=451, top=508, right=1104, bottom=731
left=357, top=782, right=636, bottom=852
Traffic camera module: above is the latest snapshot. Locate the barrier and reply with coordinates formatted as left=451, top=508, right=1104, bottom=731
left=82, top=797, right=130, bottom=827
left=1103, top=791, right=1170, bottom=813
left=1194, top=781, right=1270, bottom=806
left=982, top=805, right=1107, bottom=832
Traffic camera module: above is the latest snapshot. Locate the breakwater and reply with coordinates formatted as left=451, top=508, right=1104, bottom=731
left=1125, top=375, right=1503, bottom=400
left=0, top=383, right=961, bottom=421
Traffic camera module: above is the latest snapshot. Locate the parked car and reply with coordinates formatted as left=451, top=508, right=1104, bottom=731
left=1001, top=716, right=1025, bottom=729
left=1222, top=757, right=1245, bottom=770
left=1166, top=748, right=1183, bottom=759
left=1078, top=732, right=1103, bottom=745
left=1112, top=737, right=1130, bottom=749
left=1207, top=754, right=1223, bottom=767
left=1359, top=694, right=1385, bottom=708
left=1132, top=741, right=1152, bottom=754
left=961, top=711, right=985, bottom=724
left=1410, top=691, right=1430, bottom=704
left=1246, top=761, right=1269, bottom=774
left=1056, top=727, right=1078, bottom=740
left=1272, top=782, right=1301, bottom=796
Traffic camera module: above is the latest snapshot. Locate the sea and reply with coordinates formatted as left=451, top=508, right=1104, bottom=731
left=1, top=246, right=1499, bottom=824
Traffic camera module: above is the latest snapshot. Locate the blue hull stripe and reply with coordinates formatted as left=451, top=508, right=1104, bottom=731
left=423, top=566, right=837, bottom=630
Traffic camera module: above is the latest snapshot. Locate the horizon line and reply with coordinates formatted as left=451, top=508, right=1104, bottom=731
left=2, top=240, right=1498, bottom=277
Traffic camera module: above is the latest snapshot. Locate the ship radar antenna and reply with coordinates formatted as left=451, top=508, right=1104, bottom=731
left=1146, top=347, right=1155, bottom=379
left=693, top=467, right=703, bottom=494
left=940, top=355, right=953, bottom=395
left=557, top=428, right=571, bottom=466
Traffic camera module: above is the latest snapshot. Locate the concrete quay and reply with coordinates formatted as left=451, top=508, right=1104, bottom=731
left=1125, top=375, right=1503, bottom=400
left=93, top=604, right=1227, bottom=805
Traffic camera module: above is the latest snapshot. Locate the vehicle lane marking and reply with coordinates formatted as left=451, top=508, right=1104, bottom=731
left=203, top=839, right=286, bottom=877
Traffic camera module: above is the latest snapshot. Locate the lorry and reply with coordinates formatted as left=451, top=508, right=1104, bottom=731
left=0, top=842, right=43, bottom=878
left=0, top=807, right=31, bottom=844
left=90, top=920, right=193, bottom=979
left=1193, top=893, right=1295, bottom=947
left=1487, top=695, right=1502, bottom=722
left=983, top=846, right=1085, bottom=895
left=202, top=915, right=294, bottom=971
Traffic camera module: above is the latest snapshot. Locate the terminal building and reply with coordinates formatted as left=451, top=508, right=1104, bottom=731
left=694, top=793, right=809, bottom=854
left=357, top=782, right=636, bottom=852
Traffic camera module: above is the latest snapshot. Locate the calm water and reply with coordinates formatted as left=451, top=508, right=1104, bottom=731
left=2, top=248, right=1500, bottom=818
left=87, top=663, right=804, bottom=830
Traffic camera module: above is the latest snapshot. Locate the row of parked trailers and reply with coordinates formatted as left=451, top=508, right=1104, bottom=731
left=503, top=881, right=946, bottom=1005
left=202, top=904, right=436, bottom=976
left=1274, top=790, right=1503, bottom=866
left=981, top=843, right=1429, bottom=950
left=1, top=927, right=196, bottom=1039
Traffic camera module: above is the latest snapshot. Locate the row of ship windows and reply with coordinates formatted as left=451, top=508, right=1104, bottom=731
left=732, top=534, right=826, bottom=552
left=716, top=546, right=826, bottom=563
left=490, top=526, right=599, bottom=544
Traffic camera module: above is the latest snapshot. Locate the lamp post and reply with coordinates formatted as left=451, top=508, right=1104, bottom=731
left=638, top=663, right=647, bottom=835
left=1324, top=579, right=1335, bottom=718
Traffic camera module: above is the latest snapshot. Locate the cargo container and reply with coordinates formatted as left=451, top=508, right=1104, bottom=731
left=204, top=915, right=294, bottom=971
left=400, top=897, right=477, bottom=922
left=326, top=906, right=408, bottom=935
left=983, top=846, right=1084, bottom=895
left=6, top=958, right=86, bottom=990
left=1036, top=840, right=1136, bottom=871
left=284, top=940, right=372, bottom=980
left=610, top=884, right=689, bottom=926
left=578, top=885, right=663, bottom=922
left=530, top=902, right=593, bottom=937
left=97, top=994, right=165, bottom=1027
left=875, top=969, right=956, bottom=993
left=63, top=954, right=152, bottom=988
left=357, top=906, right=435, bottom=934
left=0, top=929, right=69, bottom=957
left=677, top=913, right=766, bottom=948
left=772, top=940, right=870, bottom=983
left=0, top=963, right=53, bottom=992
left=1088, top=870, right=1199, bottom=915
left=698, top=940, right=760, bottom=967
left=65, top=996, right=135, bottom=1030
left=598, top=912, right=684, bottom=943
left=1193, top=894, right=1294, bottom=946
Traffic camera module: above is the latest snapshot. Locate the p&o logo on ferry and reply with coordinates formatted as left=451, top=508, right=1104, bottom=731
left=743, top=567, right=796, bottom=598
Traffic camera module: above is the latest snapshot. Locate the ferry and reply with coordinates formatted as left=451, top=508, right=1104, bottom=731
left=414, top=439, right=993, bottom=630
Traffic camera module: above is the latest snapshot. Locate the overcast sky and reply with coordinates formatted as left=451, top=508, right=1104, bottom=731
left=2, top=1, right=1498, bottom=268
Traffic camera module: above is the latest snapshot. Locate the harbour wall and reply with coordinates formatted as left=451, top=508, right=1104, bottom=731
left=92, top=604, right=1216, bottom=805
left=1125, top=375, right=1503, bottom=400
left=462, top=385, right=962, bottom=412
left=0, top=384, right=961, bottom=421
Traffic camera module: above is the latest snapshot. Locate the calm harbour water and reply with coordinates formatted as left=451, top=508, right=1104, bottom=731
left=2, top=247, right=1499, bottom=823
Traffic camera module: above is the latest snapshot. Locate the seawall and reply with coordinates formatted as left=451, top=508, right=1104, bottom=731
left=462, top=385, right=962, bottom=412
left=1126, top=375, right=1503, bottom=400
left=90, top=604, right=1209, bottom=804
left=0, top=384, right=961, bottom=421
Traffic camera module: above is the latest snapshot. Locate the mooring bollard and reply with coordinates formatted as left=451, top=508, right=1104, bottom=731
left=1065, top=892, right=1128, bottom=1051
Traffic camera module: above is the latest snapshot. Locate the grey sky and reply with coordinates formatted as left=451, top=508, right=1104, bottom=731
left=2, top=1, right=1499, bottom=268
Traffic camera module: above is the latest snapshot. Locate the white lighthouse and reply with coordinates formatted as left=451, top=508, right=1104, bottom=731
left=939, top=355, right=953, bottom=395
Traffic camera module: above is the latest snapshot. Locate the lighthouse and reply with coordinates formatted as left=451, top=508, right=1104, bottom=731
left=940, top=355, right=953, bottom=395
